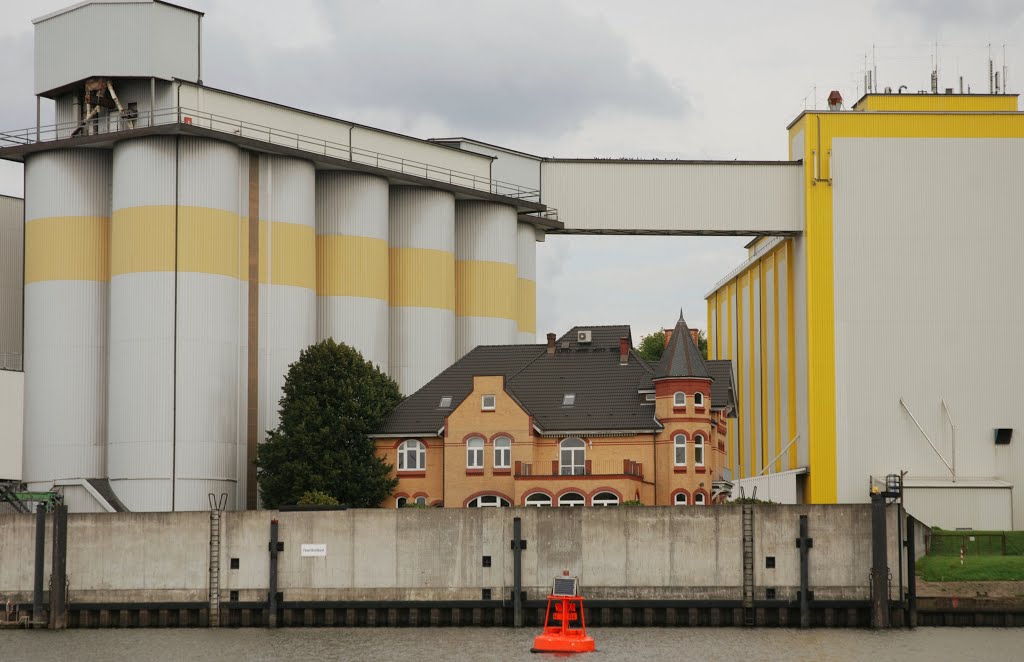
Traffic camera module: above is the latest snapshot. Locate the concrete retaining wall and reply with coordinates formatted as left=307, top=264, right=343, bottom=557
left=0, top=505, right=907, bottom=605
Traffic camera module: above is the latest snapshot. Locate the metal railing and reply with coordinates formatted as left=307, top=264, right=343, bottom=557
left=0, top=106, right=543, bottom=202
left=515, top=459, right=645, bottom=479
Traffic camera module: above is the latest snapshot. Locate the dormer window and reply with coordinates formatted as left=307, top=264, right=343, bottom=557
left=693, top=392, right=704, bottom=407
left=439, top=396, right=452, bottom=409
left=481, top=394, right=496, bottom=411
left=645, top=393, right=656, bottom=402
left=562, top=393, right=576, bottom=406
left=674, top=392, right=686, bottom=407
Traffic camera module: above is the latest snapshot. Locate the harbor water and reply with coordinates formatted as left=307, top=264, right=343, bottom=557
left=3, top=627, right=1021, bottom=661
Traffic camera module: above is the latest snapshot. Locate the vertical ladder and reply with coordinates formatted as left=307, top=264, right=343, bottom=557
left=742, top=505, right=755, bottom=625
left=208, top=502, right=222, bottom=627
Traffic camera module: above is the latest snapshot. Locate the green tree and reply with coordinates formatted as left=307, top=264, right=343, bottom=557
left=256, top=339, right=402, bottom=508
left=636, top=328, right=708, bottom=362
left=297, top=490, right=340, bottom=506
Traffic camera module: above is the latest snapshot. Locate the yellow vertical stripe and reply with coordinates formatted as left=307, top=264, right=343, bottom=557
left=389, top=247, right=455, bottom=310
left=316, top=234, right=389, bottom=300
left=455, top=260, right=517, bottom=320
left=25, top=215, right=110, bottom=283
left=785, top=240, right=798, bottom=471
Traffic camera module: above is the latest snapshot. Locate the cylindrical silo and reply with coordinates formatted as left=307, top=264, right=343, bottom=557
left=516, top=222, right=537, bottom=344
left=388, top=187, right=455, bottom=395
left=315, top=172, right=389, bottom=368
left=107, top=136, right=177, bottom=511
left=454, top=201, right=518, bottom=358
left=259, top=155, right=316, bottom=439
left=173, top=137, right=245, bottom=510
left=23, top=149, right=111, bottom=492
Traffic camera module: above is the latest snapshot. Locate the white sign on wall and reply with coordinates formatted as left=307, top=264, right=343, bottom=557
left=301, top=543, right=327, bottom=557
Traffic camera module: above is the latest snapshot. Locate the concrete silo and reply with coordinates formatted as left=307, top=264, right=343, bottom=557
left=516, top=222, right=538, bottom=344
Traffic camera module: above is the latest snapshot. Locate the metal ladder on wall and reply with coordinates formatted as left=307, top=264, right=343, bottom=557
left=208, top=493, right=227, bottom=627
left=742, top=505, right=755, bottom=625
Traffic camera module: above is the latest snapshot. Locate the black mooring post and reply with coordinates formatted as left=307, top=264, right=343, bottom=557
left=49, top=505, right=68, bottom=630
left=268, top=518, right=279, bottom=628
left=33, top=504, right=46, bottom=627
left=512, top=516, right=523, bottom=628
left=905, top=515, right=917, bottom=629
left=797, top=514, right=811, bottom=629
left=870, top=493, right=890, bottom=629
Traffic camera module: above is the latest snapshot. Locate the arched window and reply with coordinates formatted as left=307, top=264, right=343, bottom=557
left=558, top=492, right=586, bottom=507
left=414, top=496, right=426, bottom=506
left=467, top=494, right=510, bottom=508
left=397, top=440, right=425, bottom=471
left=674, top=391, right=686, bottom=407
left=466, top=437, right=484, bottom=469
left=395, top=496, right=408, bottom=508
left=674, top=492, right=688, bottom=506
left=592, top=491, right=619, bottom=506
left=559, top=438, right=586, bottom=475
left=524, top=492, right=552, bottom=507
left=674, top=434, right=687, bottom=466
left=694, top=392, right=704, bottom=407
left=694, top=492, right=706, bottom=506
left=493, top=436, right=511, bottom=469
left=694, top=434, right=705, bottom=467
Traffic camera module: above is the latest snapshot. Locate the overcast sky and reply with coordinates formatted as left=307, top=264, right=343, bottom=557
left=2, top=0, right=1022, bottom=341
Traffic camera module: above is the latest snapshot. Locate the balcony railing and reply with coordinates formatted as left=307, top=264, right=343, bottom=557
left=514, top=459, right=645, bottom=481
left=0, top=106, right=550, bottom=206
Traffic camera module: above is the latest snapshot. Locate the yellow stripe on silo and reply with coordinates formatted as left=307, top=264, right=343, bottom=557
left=259, top=220, right=316, bottom=289
left=456, top=260, right=517, bottom=320
left=517, top=278, right=536, bottom=335
left=389, top=247, right=455, bottom=310
left=178, top=207, right=245, bottom=279
left=316, top=235, right=389, bottom=300
left=110, top=206, right=175, bottom=275
left=25, top=215, right=110, bottom=283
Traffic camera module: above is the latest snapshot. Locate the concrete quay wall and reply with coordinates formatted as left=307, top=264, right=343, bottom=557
left=0, top=504, right=907, bottom=605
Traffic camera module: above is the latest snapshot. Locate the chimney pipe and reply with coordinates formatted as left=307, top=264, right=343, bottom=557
left=689, top=329, right=700, bottom=348
left=546, top=332, right=556, bottom=355
left=619, top=337, right=629, bottom=364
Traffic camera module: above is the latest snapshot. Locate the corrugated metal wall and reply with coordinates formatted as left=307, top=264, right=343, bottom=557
left=388, top=187, right=455, bottom=396
left=0, top=195, right=23, bottom=369
left=315, top=172, right=389, bottom=368
left=540, top=161, right=803, bottom=234
left=904, top=486, right=1013, bottom=530
left=516, top=223, right=537, bottom=344
left=23, top=149, right=111, bottom=491
left=454, top=201, right=517, bottom=358
left=831, top=138, right=1024, bottom=527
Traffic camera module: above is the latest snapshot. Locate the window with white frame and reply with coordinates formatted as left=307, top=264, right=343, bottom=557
left=558, top=492, right=586, bottom=507
left=559, top=437, right=586, bottom=475
left=694, top=434, right=705, bottom=467
left=674, top=391, right=686, bottom=407
left=397, top=439, right=425, bottom=471
left=493, top=436, right=511, bottom=469
left=694, top=492, right=706, bottom=506
left=396, top=496, right=408, bottom=508
left=466, top=437, right=484, bottom=469
left=674, top=492, right=688, bottom=506
left=644, top=393, right=656, bottom=403
left=592, top=491, right=619, bottom=506
left=674, top=434, right=687, bottom=466
left=693, top=392, right=704, bottom=407
left=467, top=494, right=510, bottom=508
left=524, top=492, right=552, bottom=507
left=481, top=394, right=496, bottom=411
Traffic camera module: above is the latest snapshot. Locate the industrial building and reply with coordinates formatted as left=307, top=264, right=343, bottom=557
left=1, top=0, right=1021, bottom=528
left=372, top=315, right=736, bottom=508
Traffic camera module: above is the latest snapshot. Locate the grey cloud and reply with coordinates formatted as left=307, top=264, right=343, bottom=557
left=200, top=0, right=687, bottom=140
left=878, top=0, right=1024, bottom=26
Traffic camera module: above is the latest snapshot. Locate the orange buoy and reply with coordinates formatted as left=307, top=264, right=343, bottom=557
left=531, top=573, right=596, bottom=654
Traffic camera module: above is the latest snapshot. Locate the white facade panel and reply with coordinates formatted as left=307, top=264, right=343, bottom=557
left=516, top=221, right=537, bottom=344
left=764, top=261, right=777, bottom=472
left=435, top=140, right=541, bottom=197
left=317, top=296, right=390, bottom=369
left=0, top=196, right=23, bottom=367
left=34, top=1, right=200, bottom=95
left=739, top=280, right=751, bottom=477
left=389, top=306, right=456, bottom=397
left=752, top=275, right=762, bottom=475
left=731, top=469, right=803, bottom=504
left=791, top=236, right=810, bottom=470
left=454, top=201, right=517, bottom=264
left=388, top=188, right=456, bottom=251
left=832, top=138, right=1024, bottom=527
left=540, top=161, right=803, bottom=234
left=0, top=370, right=24, bottom=481
left=904, top=485, right=1012, bottom=531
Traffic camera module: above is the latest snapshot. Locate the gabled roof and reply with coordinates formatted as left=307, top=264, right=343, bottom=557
left=557, top=325, right=632, bottom=351
left=654, top=312, right=710, bottom=380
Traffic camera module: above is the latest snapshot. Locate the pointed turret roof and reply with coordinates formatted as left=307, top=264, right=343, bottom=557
left=653, top=311, right=710, bottom=380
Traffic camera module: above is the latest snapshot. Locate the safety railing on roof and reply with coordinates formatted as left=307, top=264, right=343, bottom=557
left=0, top=106, right=543, bottom=203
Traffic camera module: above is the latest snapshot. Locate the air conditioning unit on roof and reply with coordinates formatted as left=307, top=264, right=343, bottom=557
left=578, top=330, right=592, bottom=344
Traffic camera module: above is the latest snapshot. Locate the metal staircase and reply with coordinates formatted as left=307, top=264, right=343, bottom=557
left=742, top=504, right=755, bottom=625
left=0, top=481, right=31, bottom=514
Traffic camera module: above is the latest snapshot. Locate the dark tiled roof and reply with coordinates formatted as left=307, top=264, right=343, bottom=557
left=377, top=345, right=543, bottom=435
left=557, top=325, right=632, bottom=351
left=707, top=360, right=738, bottom=418
left=654, top=312, right=710, bottom=379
